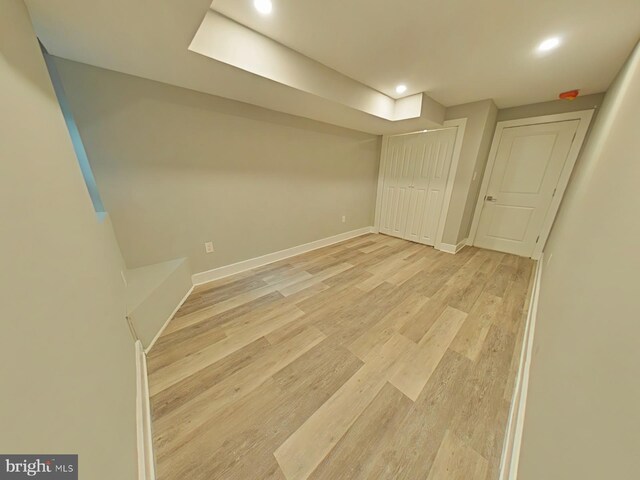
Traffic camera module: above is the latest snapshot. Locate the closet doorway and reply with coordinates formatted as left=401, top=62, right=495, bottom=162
left=375, top=122, right=464, bottom=249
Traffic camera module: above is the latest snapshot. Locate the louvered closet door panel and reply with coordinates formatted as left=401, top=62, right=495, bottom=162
left=404, top=135, right=431, bottom=243
left=379, top=137, right=416, bottom=238
left=417, top=128, right=457, bottom=245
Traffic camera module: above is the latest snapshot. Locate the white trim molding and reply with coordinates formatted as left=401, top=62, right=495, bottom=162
left=437, top=237, right=468, bottom=254
left=499, top=254, right=544, bottom=480
left=135, top=341, right=156, bottom=480
left=468, top=110, right=594, bottom=259
left=144, top=285, right=194, bottom=354
left=373, top=135, right=389, bottom=234
left=192, top=227, right=374, bottom=286
left=434, top=118, right=467, bottom=250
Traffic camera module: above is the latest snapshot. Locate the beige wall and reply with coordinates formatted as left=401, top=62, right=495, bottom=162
left=54, top=58, right=381, bottom=274
left=0, top=1, right=137, bottom=478
left=518, top=42, right=640, bottom=479
left=497, top=93, right=605, bottom=122
left=127, top=258, right=192, bottom=348
left=442, top=99, right=498, bottom=244
left=442, top=94, right=605, bottom=247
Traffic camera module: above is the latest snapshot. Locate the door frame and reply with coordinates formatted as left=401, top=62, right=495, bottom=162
left=373, top=118, right=467, bottom=251
left=468, top=110, right=594, bottom=260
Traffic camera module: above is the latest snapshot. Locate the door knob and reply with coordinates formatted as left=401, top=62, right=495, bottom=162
left=485, top=195, right=497, bottom=202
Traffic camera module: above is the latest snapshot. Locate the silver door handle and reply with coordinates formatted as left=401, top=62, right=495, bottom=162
left=485, top=195, right=497, bottom=202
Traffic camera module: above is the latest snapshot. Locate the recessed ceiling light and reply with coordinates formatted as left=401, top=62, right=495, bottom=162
left=395, top=84, right=407, bottom=95
left=254, top=0, right=272, bottom=15
left=537, top=37, right=561, bottom=52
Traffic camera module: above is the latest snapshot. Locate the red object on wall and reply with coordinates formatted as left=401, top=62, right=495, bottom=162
left=559, top=89, right=580, bottom=100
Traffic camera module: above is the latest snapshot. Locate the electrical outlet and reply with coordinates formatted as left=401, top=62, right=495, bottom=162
left=205, top=241, right=214, bottom=253
left=341, top=215, right=346, bottom=223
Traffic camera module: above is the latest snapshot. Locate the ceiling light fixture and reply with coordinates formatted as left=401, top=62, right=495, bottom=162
left=537, top=36, right=561, bottom=53
left=395, top=84, right=407, bottom=95
left=254, top=0, right=272, bottom=15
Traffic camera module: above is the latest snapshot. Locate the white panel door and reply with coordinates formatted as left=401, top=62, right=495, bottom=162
left=474, top=120, right=579, bottom=256
left=379, top=136, right=416, bottom=237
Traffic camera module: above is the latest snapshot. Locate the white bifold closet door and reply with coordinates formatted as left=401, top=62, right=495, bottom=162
left=379, top=128, right=456, bottom=246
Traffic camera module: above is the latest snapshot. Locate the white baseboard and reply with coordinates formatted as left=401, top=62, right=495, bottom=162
left=498, top=254, right=544, bottom=480
left=135, top=341, right=155, bottom=480
left=192, top=227, right=375, bottom=285
left=437, top=237, right=468, bottom=254
left=144, top=284, right=194, bottom=355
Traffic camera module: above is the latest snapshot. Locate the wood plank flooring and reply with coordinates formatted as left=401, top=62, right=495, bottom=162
left=147, top=233, right=534, bottom=480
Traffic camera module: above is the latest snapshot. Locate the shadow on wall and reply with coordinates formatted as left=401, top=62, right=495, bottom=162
left=41, top=43, right=106, bottom=213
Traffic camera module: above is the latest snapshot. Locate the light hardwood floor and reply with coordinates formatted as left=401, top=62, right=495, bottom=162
left=147, top=233, right=534, bottom=480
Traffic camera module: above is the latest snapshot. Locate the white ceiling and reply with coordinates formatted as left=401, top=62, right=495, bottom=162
left=214, top=0, right=640, bottom=106
left=25, top=0, right=639, bottom=134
